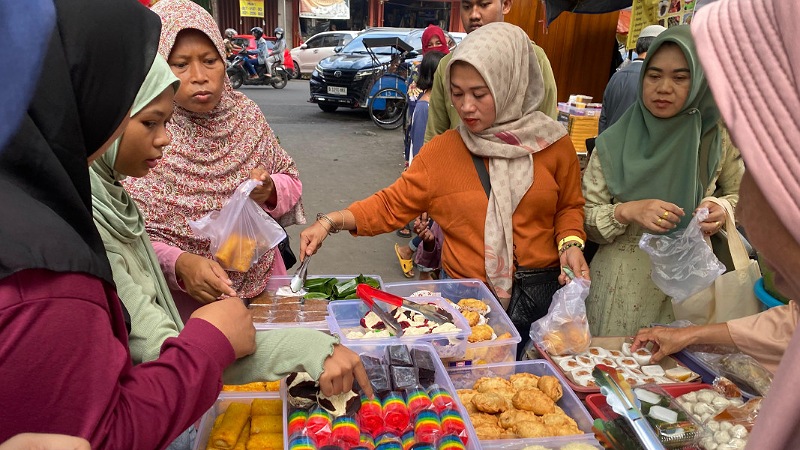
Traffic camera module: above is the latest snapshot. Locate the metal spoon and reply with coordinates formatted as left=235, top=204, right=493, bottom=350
left=289, top=256, right=311, bottom=293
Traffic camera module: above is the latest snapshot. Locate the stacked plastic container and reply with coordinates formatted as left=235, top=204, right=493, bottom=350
left=283, top=342, right=480, bottom=449
left=447, top=360, right=601, bottom=450
left=249, top=274, right=383, bottom=331
left=192, top=390, right=284, bottom=450
left=385, top=279, right=521, bottom=366
left=326, top=295, right=471, bottom=360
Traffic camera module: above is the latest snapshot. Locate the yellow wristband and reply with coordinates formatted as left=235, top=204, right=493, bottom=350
left=558, top=236, right=585, bottom=252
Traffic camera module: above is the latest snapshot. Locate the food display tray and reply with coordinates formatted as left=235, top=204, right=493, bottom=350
left=283, top=341, right=481, bottom=449
left=326, top=296, right=471, bottom=360
left=447, top=359, right=601, bottom=450
left=248, top=274, right=383, bottom=331
left=192, top=390, right=283, bottom=450
left=585, top=384, right=713, bottom=420
left=535, top=336, right=702, bottom=399
left=385, top=279, right=522, bottom=366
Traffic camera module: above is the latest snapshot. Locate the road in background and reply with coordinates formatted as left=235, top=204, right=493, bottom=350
left=241, top=80, right=415, bottom=284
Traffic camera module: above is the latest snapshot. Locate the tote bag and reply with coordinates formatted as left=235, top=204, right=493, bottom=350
left=672, top=197, right=761, bottom=325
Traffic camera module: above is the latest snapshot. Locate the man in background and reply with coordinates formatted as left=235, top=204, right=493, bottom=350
left=598, top=24, right=666, bottom=133
left=424, top=0, right=559, bottom=143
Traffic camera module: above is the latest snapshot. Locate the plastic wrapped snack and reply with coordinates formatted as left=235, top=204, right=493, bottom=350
left=530, top=278, right=592, bottom=356
left=189, top=179, right=285, bottom=272
left=639, top=209, right=726, bottom=301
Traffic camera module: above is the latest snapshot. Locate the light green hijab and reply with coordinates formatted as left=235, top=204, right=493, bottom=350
left=90, top=54, right=181, bottom=324
left=597, top=25, right=722, bottom=230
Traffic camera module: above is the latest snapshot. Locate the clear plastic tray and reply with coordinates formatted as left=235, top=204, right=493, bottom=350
left=282, top=341, right=481, bottom=449
left=192, top=389, right=284, bottom=450
left=248, top=274, right=383, bottom=331
left=326, top=296, right=471, bottom=360
left=446, top=359, right=600, bottom=449
left=385, top=279, right=522, bottom=365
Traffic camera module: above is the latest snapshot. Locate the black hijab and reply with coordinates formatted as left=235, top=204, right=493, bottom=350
left=0, top=0, right=161, bottom=284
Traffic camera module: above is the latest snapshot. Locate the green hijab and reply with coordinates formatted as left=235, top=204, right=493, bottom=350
left=90, top=55, right=181, bottom=324
left=596, top=25, right=722, bottom=230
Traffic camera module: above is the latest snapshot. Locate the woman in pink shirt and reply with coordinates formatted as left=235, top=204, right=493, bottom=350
left=125, top=0, right=305, bottom=319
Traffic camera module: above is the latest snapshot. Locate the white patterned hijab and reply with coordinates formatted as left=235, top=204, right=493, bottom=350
left=445, top=22, right=567, bottom=299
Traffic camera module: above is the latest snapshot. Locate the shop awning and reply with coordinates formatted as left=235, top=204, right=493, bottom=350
left=544, top=0, right=632, bottom=25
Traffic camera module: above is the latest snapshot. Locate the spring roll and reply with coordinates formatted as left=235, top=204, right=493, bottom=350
left=205, top=415, right=225, bottom=450
left=211, top=402, right=250, bottom=449
left=249, top=414, right=282, bottom=434
left=232, top=421, right=250, bottom=450
left=250, top=398, right=282, bottom=416
left=245, top=432, right=283, bottom=450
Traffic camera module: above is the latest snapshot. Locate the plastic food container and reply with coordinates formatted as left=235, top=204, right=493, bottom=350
left=385, top=279, right=521, bottom=366
left=248, top=275, right=383, bottom=331
left=585, top=383, right=713, bottom=420
left=447, top=360, right=600, bottom=449
left=673, top=350, right=758, bottom=399
left=282, top=341, right=480, bottom=449
left=326, top=296, right=471, bottom=360
left=535, top=336, right=701, bottom=399
left=192, top=390, right=283, bottom=450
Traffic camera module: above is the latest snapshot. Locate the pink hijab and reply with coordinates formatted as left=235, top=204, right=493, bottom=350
left=693, top=0, right=800, bottom=448
left=124, top=0, right=305, bottom=298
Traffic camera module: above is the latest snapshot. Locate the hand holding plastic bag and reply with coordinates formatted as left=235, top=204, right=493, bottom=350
left=530, top=278, right=592, bottom=356
left=639, top=208, right=726, bottom=302
left=189, top=179, right=286, bottom=272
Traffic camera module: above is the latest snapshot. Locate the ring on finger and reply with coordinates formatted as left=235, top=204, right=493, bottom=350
left=657, top=217, right=663, bottom=225
left=715, top=220, right=721, bottom=229
left=662, top=211, right=670, bottom=219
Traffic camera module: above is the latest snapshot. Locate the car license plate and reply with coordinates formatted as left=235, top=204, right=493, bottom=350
left=327, top=86, right=347, bottom=96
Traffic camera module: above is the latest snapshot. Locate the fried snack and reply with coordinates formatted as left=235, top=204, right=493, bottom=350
left=215, top=233, right=257, bottom=272
left=468, top=412, right=500, bottom=428
left=537, top=375, right=564, bottom=402
left=222, top=381, right=281, bottom=392
left=245, top=432, right=283, bottom=450
left=473, top=376, right=514, bottom=393
left=462, top=311, right=481, bottom=327
left=232, top=422, right=250, bottom=450
left=496, top=332, right=513, bottom=340
left=541, top=413, right=581, bottom=436
left=468, top=324, right=495, bottom=343
left=457, top=298, right=490, bottom=314
left=211, top=402, right=251, bottom=449
left=205, top=415, right=225, bottom=450
left=512, top=389, right=556, bottom=415
left=250, top=399, right=282, bottom=416
left=509, top=373, right=540, bottom=391
left=472, top=392, right=508, bottom=414
left=497, top=409, right=541, bottom=430
left=514, top=420, right=551, bottom=438
left=474, top=423, right=506, bottom=440
left=249, top=415, right=282, bottom=434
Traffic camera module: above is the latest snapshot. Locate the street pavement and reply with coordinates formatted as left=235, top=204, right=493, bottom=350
left=239, top=79, right=416, bottom=285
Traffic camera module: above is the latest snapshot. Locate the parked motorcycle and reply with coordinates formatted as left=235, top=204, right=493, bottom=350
left=226, top=50, right=289, bottom=89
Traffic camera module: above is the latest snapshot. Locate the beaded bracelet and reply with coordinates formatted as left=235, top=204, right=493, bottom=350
left=316, top=213, right=340, bottom=234
left=559, top=241, right=584, bottom=256
left=558, top=235, right=585, bottom=253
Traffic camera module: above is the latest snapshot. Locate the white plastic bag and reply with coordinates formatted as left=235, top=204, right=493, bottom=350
left=530, top=278, right=592, bottom=356
left=189, top=179, right=286, bottom=272
left=639, top=208, right=726, bottom=302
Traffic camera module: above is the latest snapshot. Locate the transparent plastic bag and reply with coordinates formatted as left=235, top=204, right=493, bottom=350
left=530, top=278, right=592, bottom=356
left=189, top=179, right=286, bottom=272
left=639, top=208, right=726, bottom=302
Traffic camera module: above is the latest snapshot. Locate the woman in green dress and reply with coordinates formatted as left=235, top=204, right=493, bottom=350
left=582, top=25, right=744, bottom=336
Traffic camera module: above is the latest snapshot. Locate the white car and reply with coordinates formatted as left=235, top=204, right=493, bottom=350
left=290, top=31, right=360, bottom=77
